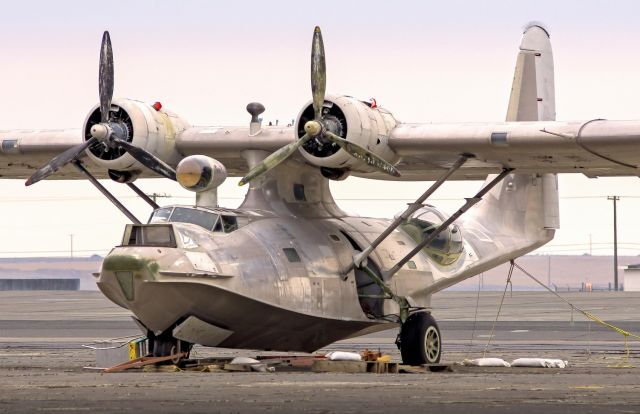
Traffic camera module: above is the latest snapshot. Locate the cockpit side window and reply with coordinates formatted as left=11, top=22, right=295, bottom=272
left=220, top=215, right=238, bottom=233
left=149, top=207, right=173, bottom=223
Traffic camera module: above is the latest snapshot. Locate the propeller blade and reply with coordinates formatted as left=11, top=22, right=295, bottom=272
left=99, top=31, right=114, bottom=124
left=311, top=26, right=326, bottom=121
left=25, top=137, right=98, bottom=186
left=323, top=131, right=401, bottom=177
left=113, top=139, right=177, bottom=181
left=239, top=133, right=312, bottom=186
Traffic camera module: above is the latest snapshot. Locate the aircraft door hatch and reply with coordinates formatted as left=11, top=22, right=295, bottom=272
left=339, top=230, right=385, bottom=319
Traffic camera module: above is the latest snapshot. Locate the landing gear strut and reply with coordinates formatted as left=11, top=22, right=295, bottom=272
left=397, top=312, right=441, bottom=365
left=148, top=330, right=192, bottom=364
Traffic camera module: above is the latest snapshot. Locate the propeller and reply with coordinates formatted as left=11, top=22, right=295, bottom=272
left=26, top=31, right=177, bottom=186
left=239, top=26, right=400, bottom=186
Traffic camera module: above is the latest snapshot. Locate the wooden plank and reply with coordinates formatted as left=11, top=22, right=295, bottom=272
left=311, top=360, right=367, bottom=373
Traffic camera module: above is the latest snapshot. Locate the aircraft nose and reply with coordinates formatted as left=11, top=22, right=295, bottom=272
left=99, top=253, right=161, bottom=303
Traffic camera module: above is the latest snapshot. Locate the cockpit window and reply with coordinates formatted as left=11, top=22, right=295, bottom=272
left=149, top=207, right=173, bottom=223
left=170, top=207, right=218, bottom=231
left=220, top=215, right=238, bottom=233
left=148, top=207, right=243, bottom=233
left=124, top=224, right=176, bottom=248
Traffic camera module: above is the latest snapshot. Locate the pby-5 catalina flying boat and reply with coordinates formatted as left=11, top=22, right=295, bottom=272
left=2, top=24, right=638, bottom=365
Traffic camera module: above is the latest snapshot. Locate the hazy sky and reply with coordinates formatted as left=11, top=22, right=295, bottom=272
left=2, top=0, right=640, bottom=257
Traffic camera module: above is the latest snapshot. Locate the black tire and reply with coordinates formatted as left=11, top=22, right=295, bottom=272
left=399, top=312, right=441, bottom=365
left=153, top=337, right=174, bottom=357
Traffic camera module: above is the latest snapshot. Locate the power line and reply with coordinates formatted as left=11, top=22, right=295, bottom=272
left=3, top=194, right=640, bottom=203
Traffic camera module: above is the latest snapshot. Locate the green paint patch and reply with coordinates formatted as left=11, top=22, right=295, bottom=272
left=103, top=255, right=159, bottom=279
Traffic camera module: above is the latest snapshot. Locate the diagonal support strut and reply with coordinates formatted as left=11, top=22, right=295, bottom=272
left=352, top=154, right=472, bottom=269
left=73, top=161, right=142, bottom=224
left=126, top=182, right=160, bottom=210
left=383, top=168, right=514, bottom=280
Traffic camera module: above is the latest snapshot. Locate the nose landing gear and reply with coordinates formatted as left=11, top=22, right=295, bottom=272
left=148, top=329, right=192, bottom=364
left=397, top=312, right=441, bottom=365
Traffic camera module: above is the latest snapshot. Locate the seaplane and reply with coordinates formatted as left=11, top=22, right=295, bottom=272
left=1, top=24, right=636, bottom=365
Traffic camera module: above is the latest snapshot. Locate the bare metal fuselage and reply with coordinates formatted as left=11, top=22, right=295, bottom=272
left=97, top=212, right=436, bottom=352
left=96, top=160, right=556, bottom=353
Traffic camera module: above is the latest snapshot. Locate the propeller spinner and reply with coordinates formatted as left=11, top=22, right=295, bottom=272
left=239, top=26, right=400, bottom=186
left=26, top=31, right=177, bottom=186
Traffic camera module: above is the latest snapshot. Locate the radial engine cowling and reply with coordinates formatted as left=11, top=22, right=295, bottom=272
left=83, top=98, right=187, bottom=174
left=176, top=155, right=227, bottom=192
left=294, top=94, right=400, bottom=174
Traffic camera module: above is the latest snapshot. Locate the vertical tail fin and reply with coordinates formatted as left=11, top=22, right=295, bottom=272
left=506, top=23, right=556, bottom=122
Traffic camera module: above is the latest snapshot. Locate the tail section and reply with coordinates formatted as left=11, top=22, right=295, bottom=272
left=421, top=24, right=560, bottom=294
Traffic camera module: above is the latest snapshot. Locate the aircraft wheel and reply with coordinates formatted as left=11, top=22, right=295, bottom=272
left=153, top=335, right=190, bottom=359
left=152, top=337, right=173, bottom=358
left=399, top=312, right=441, bottom=365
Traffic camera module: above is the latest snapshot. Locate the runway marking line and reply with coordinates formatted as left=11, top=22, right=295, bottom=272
left=570, top=386, right=605, bottom=390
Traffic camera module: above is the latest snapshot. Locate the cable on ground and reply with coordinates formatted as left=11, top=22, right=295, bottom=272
left=513, top=261, right=638, bottom=368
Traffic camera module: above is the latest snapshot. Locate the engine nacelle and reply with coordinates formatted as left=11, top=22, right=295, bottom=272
left=82, top=98, right=187, bottom=173
left=176, top=155, right=227, bottom=192
left=294, top=94, right=400, bottom=174
left=108, top=169, right=141, bottom=184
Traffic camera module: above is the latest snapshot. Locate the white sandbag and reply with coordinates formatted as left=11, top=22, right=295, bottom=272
left=462, top=358, right=511, bottom=367
left=511, top=358, right=568, bottom=368
left=230, top=357, right=261, bottom=365
left=325, top=351, right=362, bottom=361
left=229, top=357, right=273, bottom=372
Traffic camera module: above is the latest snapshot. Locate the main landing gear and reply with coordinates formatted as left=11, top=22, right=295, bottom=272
left=397, top=312, right=441, bottom=365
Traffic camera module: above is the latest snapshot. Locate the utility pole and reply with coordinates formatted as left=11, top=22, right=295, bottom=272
left=69, top=234, right=74, bottom=258
left=147, top=193, right=170, bottom=203
left=607, top=196, right=619, bottom=291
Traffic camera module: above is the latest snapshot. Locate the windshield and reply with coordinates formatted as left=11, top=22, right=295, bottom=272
left=148, top=207, right=240, bottom=233
left=170, top=207, right=218, bottom=230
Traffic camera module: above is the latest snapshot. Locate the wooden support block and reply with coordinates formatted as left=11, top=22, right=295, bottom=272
left=366, top=362, right=399, bottom=374
left=142, top=364, right=181, bottom=373
left=311, top=360, right=367, bottom=373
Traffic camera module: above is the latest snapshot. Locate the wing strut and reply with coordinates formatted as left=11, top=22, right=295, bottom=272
left=352, top=154, right=471, bottom=269
left=355, top=168, right=512, bottom=323
left=126, top=182, right=160, bottom=210
left=382, top=168, right=514, bottom=280
left=72, top=161, right=142, bottom=224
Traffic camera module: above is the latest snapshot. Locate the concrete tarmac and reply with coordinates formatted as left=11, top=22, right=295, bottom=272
left=1, top=290, right=640, bottom=413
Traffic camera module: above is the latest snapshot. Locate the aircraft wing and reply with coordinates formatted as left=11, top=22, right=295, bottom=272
left=0, top=129, right=98, bottom=180
left=2, top=24, right=640, bottom=183
left=384, top=119, right=640, bottom=180
left=3, top=119, right=639, bottom=182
